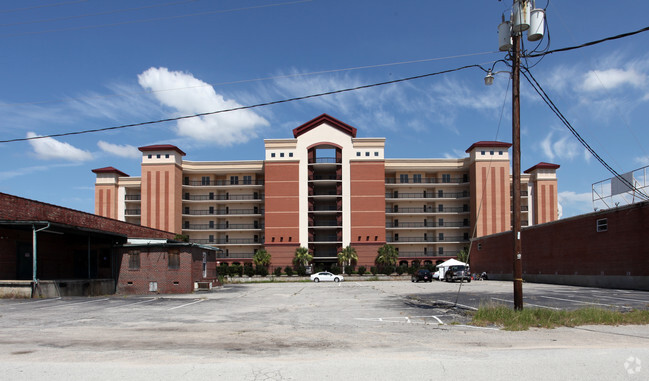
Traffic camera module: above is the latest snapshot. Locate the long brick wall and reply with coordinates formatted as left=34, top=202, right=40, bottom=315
left=0, top=192, right=175, bottom=239
left=470, top=201, right=649, bottom=290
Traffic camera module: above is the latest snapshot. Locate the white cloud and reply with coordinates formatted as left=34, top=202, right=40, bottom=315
left=138, top=67, right=269, bottom=145
left=27, top=132, right=92, bottom=161
left=558, top=191, right=593, bottom=218
left=97, top=141, right=140, bottom=158
left=539, top=131, right=579, bottom=161
left=581, top=68, right=646, bottom=92
left=635, top=155, right=649, bottom=166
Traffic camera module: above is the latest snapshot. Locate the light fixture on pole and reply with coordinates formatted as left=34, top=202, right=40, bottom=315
left=484, top=69, right=511, bottom=86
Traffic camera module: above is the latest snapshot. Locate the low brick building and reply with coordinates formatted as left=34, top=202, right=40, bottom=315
left=116, top=239, right=219, bottom=294
left=470, top=201, right=649, bottom=290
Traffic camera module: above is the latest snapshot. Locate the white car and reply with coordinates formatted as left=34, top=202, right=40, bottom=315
left=310, top=272, right=343, bottom=283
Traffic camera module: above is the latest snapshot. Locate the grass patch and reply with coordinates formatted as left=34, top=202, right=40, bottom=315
left=472, top=304, right=649, bottom=331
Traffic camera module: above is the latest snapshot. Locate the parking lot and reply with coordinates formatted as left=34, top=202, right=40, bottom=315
left=1, top=280, right=648, bottom=380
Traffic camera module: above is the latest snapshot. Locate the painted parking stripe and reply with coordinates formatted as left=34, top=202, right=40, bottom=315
left=40, top=298, right=110, bottom=309
left=355, top=315, right=445, bottom=324
left=104, top=297, right=157, bottom=310
left=168, top=299, right=205, bottom=310
left=436, top=299, right=478, bottom=311
left=540, top=296, right=631, bottom=308
left=491, top=297, right=560, bottom=310
left=587, top=294, right=649, bottom=303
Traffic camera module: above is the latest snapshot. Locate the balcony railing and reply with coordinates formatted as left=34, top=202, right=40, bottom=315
left=183, top=194, right=263, bottom=201
left=184, top=179, right=264, bottom=186
left=309, top=221, right=340, bottom=227
left=183, top=223, right=263, bottom=230
left=386, top=206, right=469, bottom=214
left=385, top=191, right=469, bottom=199
left=191, top=238, right=260, bottom=245
left=309, top=174, right=342, bottom=181
left=387, top=236, right=468, bottom=243
left=510, top=190, right=529, bottom=196
left=309, top=205, right=341, bottom=211
left=309, top=157, right=338, bottom=164
left=217, top=252, right=254, bottom=259
left=398, top=251, right=460, bottom=258
left=183, top=208, right=264, bottom=216
left=386, top=221, right=468, bottom=228
left=124, top=195, right=141, bottom=201
left=125, top=209, right=141, bottom=215
left=385, top=177, right=466, bottom=184
left=311, top=235, right=341, bottom=242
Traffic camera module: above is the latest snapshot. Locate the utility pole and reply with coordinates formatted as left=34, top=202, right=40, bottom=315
left=511, top=23, right=524, bottom=311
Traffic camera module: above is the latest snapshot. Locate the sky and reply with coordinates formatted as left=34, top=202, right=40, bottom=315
left=1, top=0, right=649, bottom=219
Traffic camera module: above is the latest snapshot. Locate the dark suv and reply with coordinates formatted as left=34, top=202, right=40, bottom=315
left=411, top=269, right=433, bottom=283
left=444, top=265, right=471, bottom=282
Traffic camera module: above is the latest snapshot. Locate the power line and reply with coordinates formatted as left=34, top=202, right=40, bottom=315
left=0, top=0, right=197, bottom=27
left=0, top=64, right=482, bottom=144
left=0, top=0, right=312, bottom=38
left=0, top=51, right=498, bottom=107
left=0, top=0, right=87, bottom=14
left=521, top=66, right=649, bottom=200
left=525, top=25, right=649, bottom=58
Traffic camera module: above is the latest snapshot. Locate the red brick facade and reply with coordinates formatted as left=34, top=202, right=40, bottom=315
left=470, top=201, right=649, bottom=290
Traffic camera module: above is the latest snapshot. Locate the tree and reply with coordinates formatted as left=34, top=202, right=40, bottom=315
left=337, top=245, right=358, bottom=274
left=375, top=244, right=399, bottom=268
left=457, top=247, right=469, bottom=264
left=293, top=246, right=312, bottom=267
left=174, top=234, right=189, bottom=242
left=253, top=248, right=271, bottom=268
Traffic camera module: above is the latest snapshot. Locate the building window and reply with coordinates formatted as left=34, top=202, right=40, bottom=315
left=399, top=174, right=409, bottom=183
left=289, top=152, right=293, bottom=157
left=128, top=250, right=140, bottom=270
left=438, top=233, right=444, bottom=241
left=156, top=154, right=161, bottom=159
left=243, top=175, right=252, bottom=185
left=442, top=174, right=451, bottom=183
left=413, top=174, right=422, bottom=183
left=271, top=153, right=276, bottom=158
left=230, top=176, right=239, bottom=185
left=481, top=151, right=485, bottom=155
left=148, top=154, right=152, bottom=159
left=438, top=247, right=444, bottom=255
left=165, top=154, right=170, bottom=158
left=499, top=151, right=503, bottom=155
left=365, top=152, right=370, bottom=156
left=280, top=153, right=285, bottom=157
left=597, top=218, right=608, bottom=232
left=201, top=176, right=210, bottom=185
left=490, top=151, right=494, bottom=155
left=374, top=152, right=379, bottom=156
left=356, top=152, right=361, bottom=157
left=168, top=250, right=180, bottom=270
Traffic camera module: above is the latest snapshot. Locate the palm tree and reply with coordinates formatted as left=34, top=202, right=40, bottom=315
left=375, top=244, right=398, bottom=268
left=293, top=246, right=313, bottom=267
left=457, top=247, right=469, bottom=264
left=253, top=248, right=271, bottom=268
left=337, top=245, right=358, bottom=274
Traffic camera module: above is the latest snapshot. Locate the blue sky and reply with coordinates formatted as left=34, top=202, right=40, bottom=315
left=1, top=0, right=648, bottom=219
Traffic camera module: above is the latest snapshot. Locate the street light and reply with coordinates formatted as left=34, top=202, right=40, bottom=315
left=490, top=0, right=546, bottom=310
left=483, top=69, right=511, bottom=86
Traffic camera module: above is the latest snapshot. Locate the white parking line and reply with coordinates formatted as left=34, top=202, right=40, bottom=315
left=40, top=298, right=110, bottom=309
left=168, top=299, right=205, bottom=310
left=355, top=315, right=444, bottom=324
left=539, top=296, right=631, bottom=308
left=23, top=297, right=62, bottom=304
left=491, top=297, right=560, bottom=310
left=104, top=297, right=157, bottom=310
left=436, top=299, right=478, bottom=311
left=587, top=294, right=649, bottom=303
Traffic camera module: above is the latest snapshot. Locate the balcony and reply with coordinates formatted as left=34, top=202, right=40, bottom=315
left=183, top=223, right=263, bottom=230
left=386, top=221, right=468, bottom=228
left=191, top=238, right=261, bottom=245
left=387, top=236, right=468, bottom=243
left=385, top=191, right=469, bottom=200
left=124, top=195, right=141, bottom=201
left=310, top=235, right=341, bottom=243
left=385, top=206, right=469, bottom=214
left=385, top=177, right=466, bottom=184
left=184, top=179, right=264, bottom=186
left=398, top=251, right=460, bottom=258
left=217, top=252, right=254, bottom=259
left=308, top=157, right=338, bottom=164
left=124, top=209, right=141, bottom=216
left=182, top=193, right=263, bottom=201
left=183, top=208, right=264, bottom=216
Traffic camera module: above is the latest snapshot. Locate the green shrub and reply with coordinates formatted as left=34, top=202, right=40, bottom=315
left=396, top=265, right=406, bottom=275
left=284, top=266, right=294, bottom=276
left=357, top=266, right=366, bottom=276
left=295, top=264, right=307, bottom=276
left=381, top=264, right=395, bottom=275
left=244, top=263, right=255, bottom=277
left=406, top=266, right=417, bottom=275
left=227, top=264, right=242, bottom=277
left=370, top=266, right=378, bottom=275
left=274, top=267, right=282, bottom=276
left=255, top=265, right=268, bottom=277
left=344, top=265, right=354, bottom=275
left=330, top=264, right=340, bottom=275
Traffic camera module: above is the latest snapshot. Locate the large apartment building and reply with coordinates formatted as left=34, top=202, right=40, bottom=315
left=93, top=114, right=559, bottom=268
